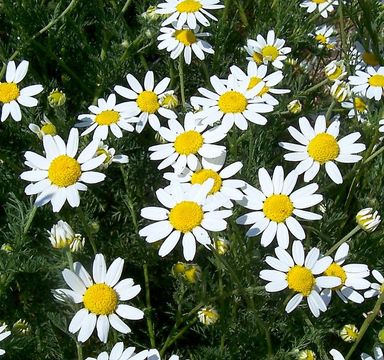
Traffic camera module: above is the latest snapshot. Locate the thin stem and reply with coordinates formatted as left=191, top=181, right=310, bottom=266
left=143, top=263, right=156, bottom=348
left=338, top=0, right=347, bottom=56
left=325, top=100, right=336, bottom=120
left=298, top=79, right=329, bottom=96
left=23, top=206, right=37, bottom=235
left=324, top=225, right=361, bottom=256
left=364, top=145, right=384, bottom=163
left=345, top=291, right=384, bottom=360
left=76, top=342, right=83, bottom=360
left=121, top=0, right=133, bottom=14
left=178, top=57, right=186, bottom=109
left=120, top=166, right=139, bottom=235
left=66, top=250, right=74, bottom=272
left=77, top=207, right=97, bottom=255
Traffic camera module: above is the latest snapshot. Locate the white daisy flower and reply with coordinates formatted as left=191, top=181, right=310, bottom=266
left=139, top=179, right=232, bottom=261
left=55, top=254, right=144, bottom=343
left=0, top=60, right=43, bottom=122
left=29, top=115, right=57, bottom=139
left=245, top=30, right=291, bottom=69
left=75, top=94, right=136, bottom=140
left=364, top=269, right=384, bottom=298
left=312, top=24, right=337, bottom=49
left=321, top=243, right=370, bottom=305
left=330, top=349, right=345, bottom=360
left=191, top=74, right=273, bottom=132
left=351, top=41, right=381, bottom=69
left=230, top=63, right=290, bottom=106
left=349, top=66, right=384, bottom=101
left=163, top=154, right=245, bottom=209
left=0, top=324, right=11, bottom=356
left=341, top=96, right=368, bottom=122
left=148, top=113, right=226, bottom=174
left=260, top=240, right=341, bottom=317
left=300, top=0, right=338, bottom=18
left=114, top=71, right=176, bottom=133
left=156, top=0, right=224, bottom=30
left=95, top=141, right=129, bottom=168
left=325, top=60, right=347, bottom=82
left=236, top=166, right=323, bottom=249
left=85, top=342, right=148, bottom=360
left=361, top=347, right=384, bottom=360
left=20, top=128, right=106, bottom=212
left=279, top=115, right=366, bottom=184
left=147, top=349, right=179, bottom=360
left=330, top=80, right=351, bottom=102
left=157, top=25, right=214, bottom=65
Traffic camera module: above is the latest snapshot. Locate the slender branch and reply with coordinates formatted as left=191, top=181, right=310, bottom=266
left=23, top=206, right=37, bottom=235
left=143, top=263, right=156, bottom=348
left=324, top=225, right=361, bottom=256
left=178, top=57, right=186, bottom=109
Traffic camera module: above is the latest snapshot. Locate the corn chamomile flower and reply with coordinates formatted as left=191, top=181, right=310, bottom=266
left=298, top=350, right=316, bottom=360
left=55, top=254, right=143, bottom=343
left=157, top=25, right=214, bottom=65
left=0, top=60, right=43, bottom=122
left=352, top=41, right=381, bottom=68
left=0, top=324, right=11, bottom=356
left=364, top=270, right=384, bottom=298
left=114, top=71, right=176, bottom=132
left=191, top=74, right=273, bottom=132
left=148, top=114, right=226, bottom=174
left=341, top=96, right=368, bottom=122
left=96, top=141, right=129, bottom=168
left=237, top=166, right=322, bottom=248
left=139, top=179, right=231, bottom=261
left=76, top=94, right=136, bottom=140
left=85, top=342, right=148, bottom=360
left=198, top=306, right=219, bottom=325
left=156, top=0, right=224, bottom=30
left=48, top=88, right=66, bottom=107
left=340, top=324, right=359, bottom=342
left=330, top=80, right=350, bottom=102
left=48, top=220, right=84, bottom=251
left=163, top=155, right=245, bottom=209
left=312, top=25, right=337, bottom=49
left=321, top=243, right=370, bottom=305
left=20, top=128, right=106, bottom=212
left=159, top=91, right=179, bottom=110
left=325, top=60, right=347, bottom=81
left=361, top=347, right=384, bottom=360
left=356, top=208, right=381, bottom=232
left=279, top=115, right=366, bottom=184
left=300, top=0, right=338, bottom=18
left=29, top=115, right=57, bottom=139
left=245, top=30, right=291, bottom=69
left=288, top=100, right=303, bottom=114
left=260, top=241, right=341, bottom=317
left=230, top=63, right=290, bottom=106
left=349, top=66, right=384, bottom=101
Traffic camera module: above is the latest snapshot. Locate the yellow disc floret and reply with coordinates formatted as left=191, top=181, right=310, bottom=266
left=83, top=283, right=118, bottom=315
left=95, top=110, right=120, bottom=125
left=247, top=77, right=270, bottom=95
left=312, top=0, right=326, bottom=3
left=315, top=34, right=327, bottom=45
left=261, top=46, right=279, bottom=61
left=218, top=91, right=247, bottom=113
left=362, top=52, right=379, bottom=67
left=175, top=29, right=197, bottom=46
left=136, top=91, right=160, bottom=113
left=368, top=74, right=384, bottom=88
left=307, top=133, right=340, bottom=164
left=191, top=169, right=222, bottom=194
left=176, top=0, right=202, bottom=13
left=327, top=66, right=344, bottom=81
left=48, top=155, right=81, bottom=187
left=286, top=265, right=315, bottom=296
left=0, top=82, right=20, bottom=103
left=252, top=52, right=263, bottom=64
left=174, top=130, right=204, bottom=155
left=169, top=201, right=203, bottom=233
left=41, top=123, right=57, bottom=136
left=263, top=194, right=294, bottom=223
left=324, top=262, right=347, bottom=290
left=354, top=97, right=367, bottom=113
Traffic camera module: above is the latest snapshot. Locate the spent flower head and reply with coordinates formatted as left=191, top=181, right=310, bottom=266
left=356, top=208, right=381, bottom=232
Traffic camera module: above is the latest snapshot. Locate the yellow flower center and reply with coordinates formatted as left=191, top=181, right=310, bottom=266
left=0, top=82, right=20, bottom=103
left=83, top=283, right=118, bottom=315
left=174, top=130, right=204, bottom=155
left=312, top=0, right=326, bottom=3
left=48, top=155, right=81, bottom=187
left=368, top=74, right=384, bottom=88
left=169, top=201, right=203, bottom=233
left=96, top=148, right=112, bottom=164
left=324, top=262, right=347, bottom=290
left=95, top=110, right=120, bottom=125
left=191, top=169, right=222, bottom=194
left=261, top=45, right=279, bottom=61
left=353, top=97, right=367, bottom=113
left=41, top=123, right=57, bottom=136
left=252, top=52, right=263, bottom=64
left=380, top=283, right=384, bottom=294
left=263, top=194, right=294, bottom=223
left=247, top=76, right=270, bottom=95
left=218, top=91, right=247, bottom=113
left=327, top=66, right=344, bottom=81
left=362, top=52, right=379, bottom=67
left=307, top=133, right=340, bottom=164
left=136, top=91, right=160, bottom=114
left=286, top=265, right=315, bottom=296
left=315, top=34, right=327, bottom=45
left=175, top=29, right=197, bottom=46
left=176, top=0, right=202, bottom=13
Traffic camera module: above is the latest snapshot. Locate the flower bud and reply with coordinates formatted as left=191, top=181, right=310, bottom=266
left=378, top=328, right=384, bottom=344
left=298, top=349, right=316, bottom=360
left=159, top=91, right=179, bottom=110
left=331, top=80, right=350, bottom=102
left=48, top=220, right=84, bottom=251
left=198, top=306, right=219, bottom=325
left=287, top=100, right=302, bottom=114
left=325, top=60, right=347, bottom=82
left=12, top=319, right=31, bottom=336
left=356, top=208, right=381, bottom=232
left=48, top=88, right=66, bottom=107
left=1, top=243, right=13, bottom=253
left=214, top=237, right=230, bottom=255
left=184, top=264, right=201, bottom=283
left=340, top=324, right=359, bottom=342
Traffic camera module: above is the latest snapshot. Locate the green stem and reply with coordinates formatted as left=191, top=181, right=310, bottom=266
left=76, top=342, right=83, bottom=360
left=178, top=57, right=186, bottom=109
left=77, top=207, right=97, bottom=255
left=325, top=100, right=336, bottom=120
left=345, top=291, right=384, bottom=360
left=364, top=145, right=384, bottom=163
left=23, top=206, right=37, bottom=235
left=143, top=263, right=156, bottom=348
left=338, top=1, right=347, bottom=56
left=66, top=250, right=74, bottom=272
left=324, top=225, right=360, bottom=256
left=121, top=0, right=133, bottom=14
left=298, top=79, right=329, bottom=96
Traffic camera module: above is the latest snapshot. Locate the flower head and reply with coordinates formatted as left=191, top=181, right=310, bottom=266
left=55, top=254, right=143, bottom=343
left=300, top=0, right=338, bottom=18
left=349, top=67, right=384, bottom=101
left=340, top=324, right=359, bottom=342
left=288, top=100, right=302, bottom=114
left=95, top=141, right=129, bottom=169
left=356, top=208, right=381, bottom=232
left=341, top=96, right=368, bottom=122
left=198, top=306, right=219, bottom=325
left=331, top=80, right=350, bottom=102
left=48, top=220, right=84, bottom=252
left=48, top=88, right=66, bottom=107
left=85, top=342, right=148, bottom=360
left=364, top=270, right=384, bottom=298
left=312, top=25, right=337, bottom=49
left=298, top=350, right=316, bottom=360
left=29, top=115, right=57, bottom=139
left=325, top=60, right=347, bottom=82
